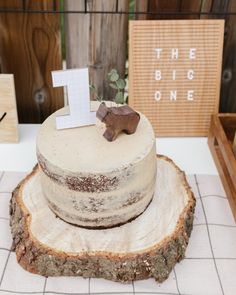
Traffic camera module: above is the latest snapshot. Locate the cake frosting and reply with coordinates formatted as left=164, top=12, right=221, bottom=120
left=37, top=103, right=157, bottom=228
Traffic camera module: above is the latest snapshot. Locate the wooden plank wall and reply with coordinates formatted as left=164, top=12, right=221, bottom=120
left=0, top=0, right=64, bottom=123
left=135, top=0, right=236, bottom=113
left=135, top=0, right=202, bottom=20
left=0, top=0, right=235, bottom=122
left=65, top=0, right=129, bottom=101
left=215, top=0, right=236, bottom=113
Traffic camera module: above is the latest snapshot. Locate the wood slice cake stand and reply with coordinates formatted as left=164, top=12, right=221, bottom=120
left=10, top=155, right=195, bottom=283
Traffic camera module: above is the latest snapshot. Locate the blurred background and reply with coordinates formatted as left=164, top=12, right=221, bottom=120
left=0, top=0, right=235, bottom=123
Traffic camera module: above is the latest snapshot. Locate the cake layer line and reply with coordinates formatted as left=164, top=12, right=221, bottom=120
left=46, top=193, right=154, bottom=229
left=38, top=152, right=121, bottom=193
left=38, top=143, right=157, bottom=194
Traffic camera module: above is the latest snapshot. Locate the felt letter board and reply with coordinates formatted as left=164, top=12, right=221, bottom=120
left=129, top=20, right=224, bottom=136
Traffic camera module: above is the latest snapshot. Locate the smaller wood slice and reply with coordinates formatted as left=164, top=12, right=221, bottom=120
left=10, top=155, right=195, bottom=283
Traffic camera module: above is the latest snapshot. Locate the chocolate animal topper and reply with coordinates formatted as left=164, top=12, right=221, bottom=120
left=96, top=103, right=140, bottom=142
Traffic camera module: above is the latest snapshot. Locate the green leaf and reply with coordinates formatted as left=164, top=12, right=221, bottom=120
left=89, top=84, right=96, bottom=92
left=108, top=69, right=117, bottom=77
left=109, top=72, right=119, bottom=82
left=115, top=92, right=124, bottom=104
left=116, top=79, right=126, bottom=89
left=109, top=83, right=118, bottom=90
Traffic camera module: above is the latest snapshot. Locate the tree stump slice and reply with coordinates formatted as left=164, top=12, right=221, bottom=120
left=10, top=155, right=195, bottom=283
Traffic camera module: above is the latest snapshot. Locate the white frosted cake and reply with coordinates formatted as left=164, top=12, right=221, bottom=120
left=36, top=104, right=157, bottom=228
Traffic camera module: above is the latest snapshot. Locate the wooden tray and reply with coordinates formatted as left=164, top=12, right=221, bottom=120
left=208, top=114, right=236, bottom=221
left=10, top=156, right=195, bottom=283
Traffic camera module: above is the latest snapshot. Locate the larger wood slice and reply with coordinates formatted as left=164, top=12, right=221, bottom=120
left=10, top=155, right=195, bottom=283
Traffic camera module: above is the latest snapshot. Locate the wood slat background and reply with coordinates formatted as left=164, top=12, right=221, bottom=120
left=0, top=0, right=64, bottom=123
left=0, top=0, right=235, bottom=125
left=129, top=20, right=224, bottom=136
left=65, top=0, right=129, bottom=102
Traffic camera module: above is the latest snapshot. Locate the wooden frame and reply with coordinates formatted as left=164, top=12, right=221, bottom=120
left=0, top=74, right=18, bottom=143
left=208, top=114, right=236, bottom=221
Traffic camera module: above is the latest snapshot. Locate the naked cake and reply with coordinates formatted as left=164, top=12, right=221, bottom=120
left=10, top=102, right=195, bottom=282
left=36, top=103, right=157, bottom=228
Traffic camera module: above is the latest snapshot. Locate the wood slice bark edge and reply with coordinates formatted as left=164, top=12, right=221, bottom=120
left=10, top=156, right=196, bottom=283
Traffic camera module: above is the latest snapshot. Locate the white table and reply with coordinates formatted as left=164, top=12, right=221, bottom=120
left=2, top=125, right=236, bottom=295
left=0, top=124, right=218, bottom=174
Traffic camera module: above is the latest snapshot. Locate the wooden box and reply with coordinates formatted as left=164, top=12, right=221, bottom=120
left=208, top=114, right=236, bottom=221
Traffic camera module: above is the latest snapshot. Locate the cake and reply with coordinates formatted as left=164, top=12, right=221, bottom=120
left=36, top=103, right=157, bottom=228
left=11, top=102, right=196, bottom=282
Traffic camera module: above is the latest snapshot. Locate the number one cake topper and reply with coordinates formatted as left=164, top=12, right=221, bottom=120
left=52, top=68, right=96, bottom=130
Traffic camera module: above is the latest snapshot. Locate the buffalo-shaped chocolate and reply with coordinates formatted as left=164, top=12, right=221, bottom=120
left=96, top=102, right=140, bottom=142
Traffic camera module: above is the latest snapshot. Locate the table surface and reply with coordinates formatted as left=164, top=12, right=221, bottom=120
left=1, top=162, right=236, bottom=295
left=1, top=125, right=236, bottom=295
left=0, top=124, right=218, bottom=175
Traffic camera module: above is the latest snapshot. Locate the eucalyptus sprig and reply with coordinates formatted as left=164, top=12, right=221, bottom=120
left=89, top=84, right=103, bottom=102
left=89, top=68, right=127, bottom=104
left=107, top=69, right=126, bottom=104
